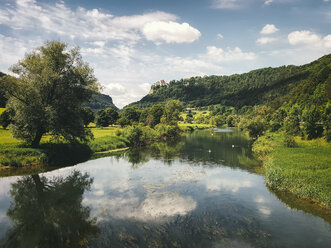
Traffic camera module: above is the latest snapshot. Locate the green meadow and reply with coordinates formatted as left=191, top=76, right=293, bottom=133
left=0, top=125, right=129, bottom=172
left=253, top=133, right=331, bottom=208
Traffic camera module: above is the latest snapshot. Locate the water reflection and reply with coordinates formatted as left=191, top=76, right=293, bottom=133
left=0, top=171, right=99, bottom=248
left=0, top=129, right=330, bottom=248
left=119, top=129, right=260, bottom=172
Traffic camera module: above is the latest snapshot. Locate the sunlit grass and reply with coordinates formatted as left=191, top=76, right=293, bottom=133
left=260, top=133, right=331, bottom=208
left=0, top=108, right=5, bottom=115
left=178, top=123, right=212, bottom=129
left=180, top=110, right=210, bottom=120
left=90, top=125, right=122, bottom=138
left=0, top=125, right=127, bottom=170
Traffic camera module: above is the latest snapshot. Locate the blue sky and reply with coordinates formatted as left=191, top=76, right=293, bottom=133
left=0, top=0, right=330, bottom=107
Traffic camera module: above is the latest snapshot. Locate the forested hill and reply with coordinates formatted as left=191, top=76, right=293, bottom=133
left=0, top=72, right=117, bottom=111
left=132, top=54, right=331, bottom=109
left=83, top=93, right=118, bottom=111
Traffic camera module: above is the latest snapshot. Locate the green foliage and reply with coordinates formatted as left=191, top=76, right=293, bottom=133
left=0, top=41, right=99, bottom=147
left=83, top=93, right=118, bottom=111
left=284, top=115, right=301, bottom=136
left=0, top=142, right=92, bottom=168
left=95, top=108, right=119, bottom=127
left=89, top=135, right=129, bottom=152
left=226, top=115, right=235, bottom=127
left=80, top=107, right=94, bottom=127
left=155, top=124, right=182, bottom=140
left=145, top=104, right=164, bottom=127
left=322, top=101, right=331, bottom=142
left=132, top=54, right=331, bottom=109
left=210, top=115, right=225, bottom=127
left=246, top=117, right=267, bottom=139
left=0, top=109, right=12, bottom=129
left=185, top=114, right=194, bottom=124
left=302, top=105, right=323, bottom=140
left=125, top=125, right=157, bottom=147
left=118, top=106, right=140, bottom=127
left=283, top=134, right=298, bottom=147
left=161, top=100, right=183, bottom=125
left=252, top=135, right=274, bottom=161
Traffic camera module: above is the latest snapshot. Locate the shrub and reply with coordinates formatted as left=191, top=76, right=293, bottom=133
left=252, top=135, right=274, bottom=161
left=283, top=135, right=298, bottom=147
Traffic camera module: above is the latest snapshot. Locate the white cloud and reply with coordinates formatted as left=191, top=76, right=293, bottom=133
left=256, top=37, right=277, bottom=45
left=0, top=35, right=40, bottom=73
left=323, top=35, right=331, bottom=48
left=205, top=178, right=252, bottom=192
left=103, top=83, right=126, bottom=96
left=205, top=46, right=257, bottom=62
left=217, top=33, right=224, bottom=39
left=213, top=0, right=241, bottom=9
left=264, top=0, right=273, bottom=5
left=92, top=41, right=106, bottom=47
left=260, top=24, right=279, bottom=34
left=142, top=21, right=201, bottom=44
left=140, top=193, right=197, bottom=219
left=0, top=0, right=178, bottom=43
left=288, top=30, right=322, bottom=45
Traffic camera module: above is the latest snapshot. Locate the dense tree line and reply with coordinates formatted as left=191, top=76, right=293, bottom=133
left=134, top=54, right=331, bottom=111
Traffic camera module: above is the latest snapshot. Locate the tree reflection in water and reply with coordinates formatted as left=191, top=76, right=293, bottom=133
left=1, top=171, right=99, bottom=248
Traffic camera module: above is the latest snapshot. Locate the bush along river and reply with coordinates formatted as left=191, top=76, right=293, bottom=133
left=0, top=128, right=330, bottom=248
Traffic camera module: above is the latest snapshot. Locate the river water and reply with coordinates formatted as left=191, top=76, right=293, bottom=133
left=0, top=128, right=330, bottom=247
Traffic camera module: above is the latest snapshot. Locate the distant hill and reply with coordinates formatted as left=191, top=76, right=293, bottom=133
left=83, top=93, right=118, bottom=111
left=0, top=72, right=118, bottom=111
left=131, top=54, right=331, bottom=110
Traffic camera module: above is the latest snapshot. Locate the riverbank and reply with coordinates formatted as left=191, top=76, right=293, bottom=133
left=0, top=126, right=128, bottom=175
left=0, top=123, right=206, bottom=176
left=253, top=133, right=331, bottom=209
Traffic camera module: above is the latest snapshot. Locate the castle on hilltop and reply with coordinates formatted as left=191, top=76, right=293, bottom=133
left=148, top=80, right=167, bottom=94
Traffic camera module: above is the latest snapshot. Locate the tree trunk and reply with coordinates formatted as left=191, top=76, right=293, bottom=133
left=31, top=129, right=44, bottom=147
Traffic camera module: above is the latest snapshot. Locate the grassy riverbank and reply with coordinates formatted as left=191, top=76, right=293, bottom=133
left=253, top=133, right=331, bottom=209
left=0, top=126, right=129, bottom=172
left=0, top=123, right=194, bottom=174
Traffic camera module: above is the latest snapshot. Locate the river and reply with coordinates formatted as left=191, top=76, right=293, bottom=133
left=0, top=128, right=330, bottom=247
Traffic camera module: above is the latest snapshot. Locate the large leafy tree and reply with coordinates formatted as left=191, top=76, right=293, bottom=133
left=95, top=108, right=119, bottom=127
left=161, top=100, right=183, bottom=125
left=80, top=107, right=95, bottom=127
left=118, top=106, right=141, bottom=127
left=0, top=41, right=99, bottom=147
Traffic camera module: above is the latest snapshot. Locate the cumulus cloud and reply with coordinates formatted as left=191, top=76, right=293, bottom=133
left=103, top=83, right=126, bottom=96
left=260, top=24, right=279, bottom=34
left=0, top=0, right=181, bottom=43
left=142, top=21, right=201, bottom=44
left=205, top=46, right=257, bottom=62
left=264, top=0, right=273, bottom=5
left=288, top=30, right=322, bottom=45
left=287, top=30, right=331, bottom=53
left=256, top=37, right=277, bottom=45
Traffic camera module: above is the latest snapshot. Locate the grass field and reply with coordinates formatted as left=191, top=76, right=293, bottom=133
left=0, top=125, right=128, bottom=171
left=0, top=108, right=5, bottom=115
left=180, top=110, right=210, bottom=120
left=254, top=133, right=331, bottom=209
